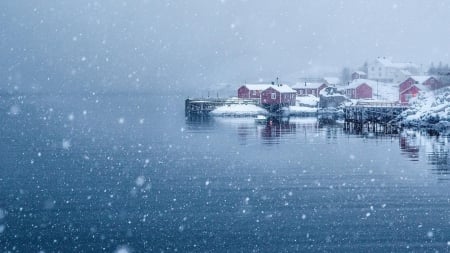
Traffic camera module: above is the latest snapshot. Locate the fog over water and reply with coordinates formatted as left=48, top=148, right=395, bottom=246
left=1, top=1, right=450, bottom=94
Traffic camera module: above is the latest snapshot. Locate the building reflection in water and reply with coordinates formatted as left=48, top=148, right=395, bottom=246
left=399, top=129, right=450, bottom=177
left=425, top=132, right=450, bottom=177
left=188, top=115, right=450, bottom=178
left=185, top=115, right=216, bottom=131
left=399, top=131, right=420, bottom=161
left=260, top=117, right=296, bottom=144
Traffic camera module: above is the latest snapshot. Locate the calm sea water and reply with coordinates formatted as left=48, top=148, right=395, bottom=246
left=0, top=93, right=449, bottom=252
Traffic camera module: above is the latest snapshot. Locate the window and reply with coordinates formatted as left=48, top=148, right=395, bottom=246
left=271, top=93, right=276, bottom=99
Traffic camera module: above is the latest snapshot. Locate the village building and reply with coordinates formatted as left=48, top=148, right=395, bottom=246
left=260, top=84, right=297, bottom=106
left=237, top=83, right=296, bottom=107
left=368, top=57, right=419, bottom=83
left=237, top=84, right=271, bottom=101
left=351, top=71, right=367, bottom=80
left=399, top=76, right=442, bottom=104
left=292, top=82, right=327, bottom=97
left=344, top=79, right=373, bottom=99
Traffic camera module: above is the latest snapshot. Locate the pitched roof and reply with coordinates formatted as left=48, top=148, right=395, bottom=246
left=399, top=83, right=428, bottom=94
left=399, top=78, right=429, bottom=94
left=410, top=76, right=432, bottom=84
left=241, top=84, right=272, bottom=91
left=347, top=79, right=376, bottom=89
left=267, top=84, right=296, bottom=93
left=376, top=57, right=418, bottom=69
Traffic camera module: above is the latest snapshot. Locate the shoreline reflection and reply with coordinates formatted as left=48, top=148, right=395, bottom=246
left=188, top=115, right=450, bottom=179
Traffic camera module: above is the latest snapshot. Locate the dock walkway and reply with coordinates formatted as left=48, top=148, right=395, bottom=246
left=185, top=98, right=259, bottom=116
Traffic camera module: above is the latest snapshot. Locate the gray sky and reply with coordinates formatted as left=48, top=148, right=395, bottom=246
left=1, top=0, right=450, bottom=94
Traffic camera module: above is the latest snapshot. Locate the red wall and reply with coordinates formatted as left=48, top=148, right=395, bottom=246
left=237, top=86, right=249, bottom=98
left=238, top=86, right=264, bottom=99
left=261, top=87, right=296, bottom=105
left=399, top=78, right=414, bottom=94
left=355, top=83, right=372, bottom=99
left=400, top=85, right=420, bottom=104
left=261, top=87, right=280, bottom=105
left=294, top=84, right=326, bottom=97
left=423, top=77, right=443, bottom=90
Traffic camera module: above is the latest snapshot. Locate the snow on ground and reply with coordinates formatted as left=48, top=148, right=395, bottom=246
left=375, top=82, right=398, bottom=101
left=400, top=87, right=450, bottom=128
left=284, top=106, right=318, bottom=116
left=296, top=95, right=319, bottom=106
left=210, top=104, right=268, bottom=116
left=279, top=95, right=319, bottom=116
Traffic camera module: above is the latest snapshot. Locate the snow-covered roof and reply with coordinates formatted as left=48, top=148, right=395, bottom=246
left=353, top=71, right=367, bottom=75
left=376, top=57, right=418, bottom=69
left=400, top=82, right=428, bottom=95
left=267, top=84, right=296, bottom=93
left=347, top=79, right=376, bottom=89
left=242, top=84, right=272, bottom=91
left=410, top=76, right=432, bottom=84
left=292, top=82, right=325, bottom=89
left=242, top=83, right=295, bottom=93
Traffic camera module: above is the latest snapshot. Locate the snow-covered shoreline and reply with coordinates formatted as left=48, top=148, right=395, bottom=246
left=399, top=87, right=450, bottom=130
left=209, top=88, right=450, bottom=133
left=210, top=95, right=319, bottom=117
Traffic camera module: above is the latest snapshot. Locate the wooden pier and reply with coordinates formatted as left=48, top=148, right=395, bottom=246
left=343, top=101, right=409, bottom=133
left=185, top=98, right=259, bottom=116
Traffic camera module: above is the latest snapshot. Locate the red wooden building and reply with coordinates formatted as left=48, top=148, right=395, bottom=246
left=260, top=85, right=296, bottom=106
left=237, top=84, right=271, bottom=100
left=292, top=82, right=327, bottom=97
left=399, top=76, right=441, bottom=104
left=344, top=80, right=373, bottom=99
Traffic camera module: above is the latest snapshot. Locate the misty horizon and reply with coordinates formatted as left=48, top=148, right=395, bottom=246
left=1, top=1, right=450, bottom=95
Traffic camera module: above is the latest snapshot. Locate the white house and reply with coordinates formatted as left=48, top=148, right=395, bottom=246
left=368, top=57, right=419, bottom=83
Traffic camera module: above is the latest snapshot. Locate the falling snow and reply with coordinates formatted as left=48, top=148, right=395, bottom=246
left=1, top=1, right=450, bottom=253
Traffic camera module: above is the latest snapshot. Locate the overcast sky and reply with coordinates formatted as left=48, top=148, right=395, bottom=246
left=1, top=0, right=450, bottom=94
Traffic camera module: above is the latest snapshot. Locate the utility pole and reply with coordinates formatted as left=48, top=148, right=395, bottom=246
left=376, top=80, right=379, bottom=100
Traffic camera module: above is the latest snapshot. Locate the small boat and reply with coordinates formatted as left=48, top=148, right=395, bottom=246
left=254, top=115, right=267, bottom=124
